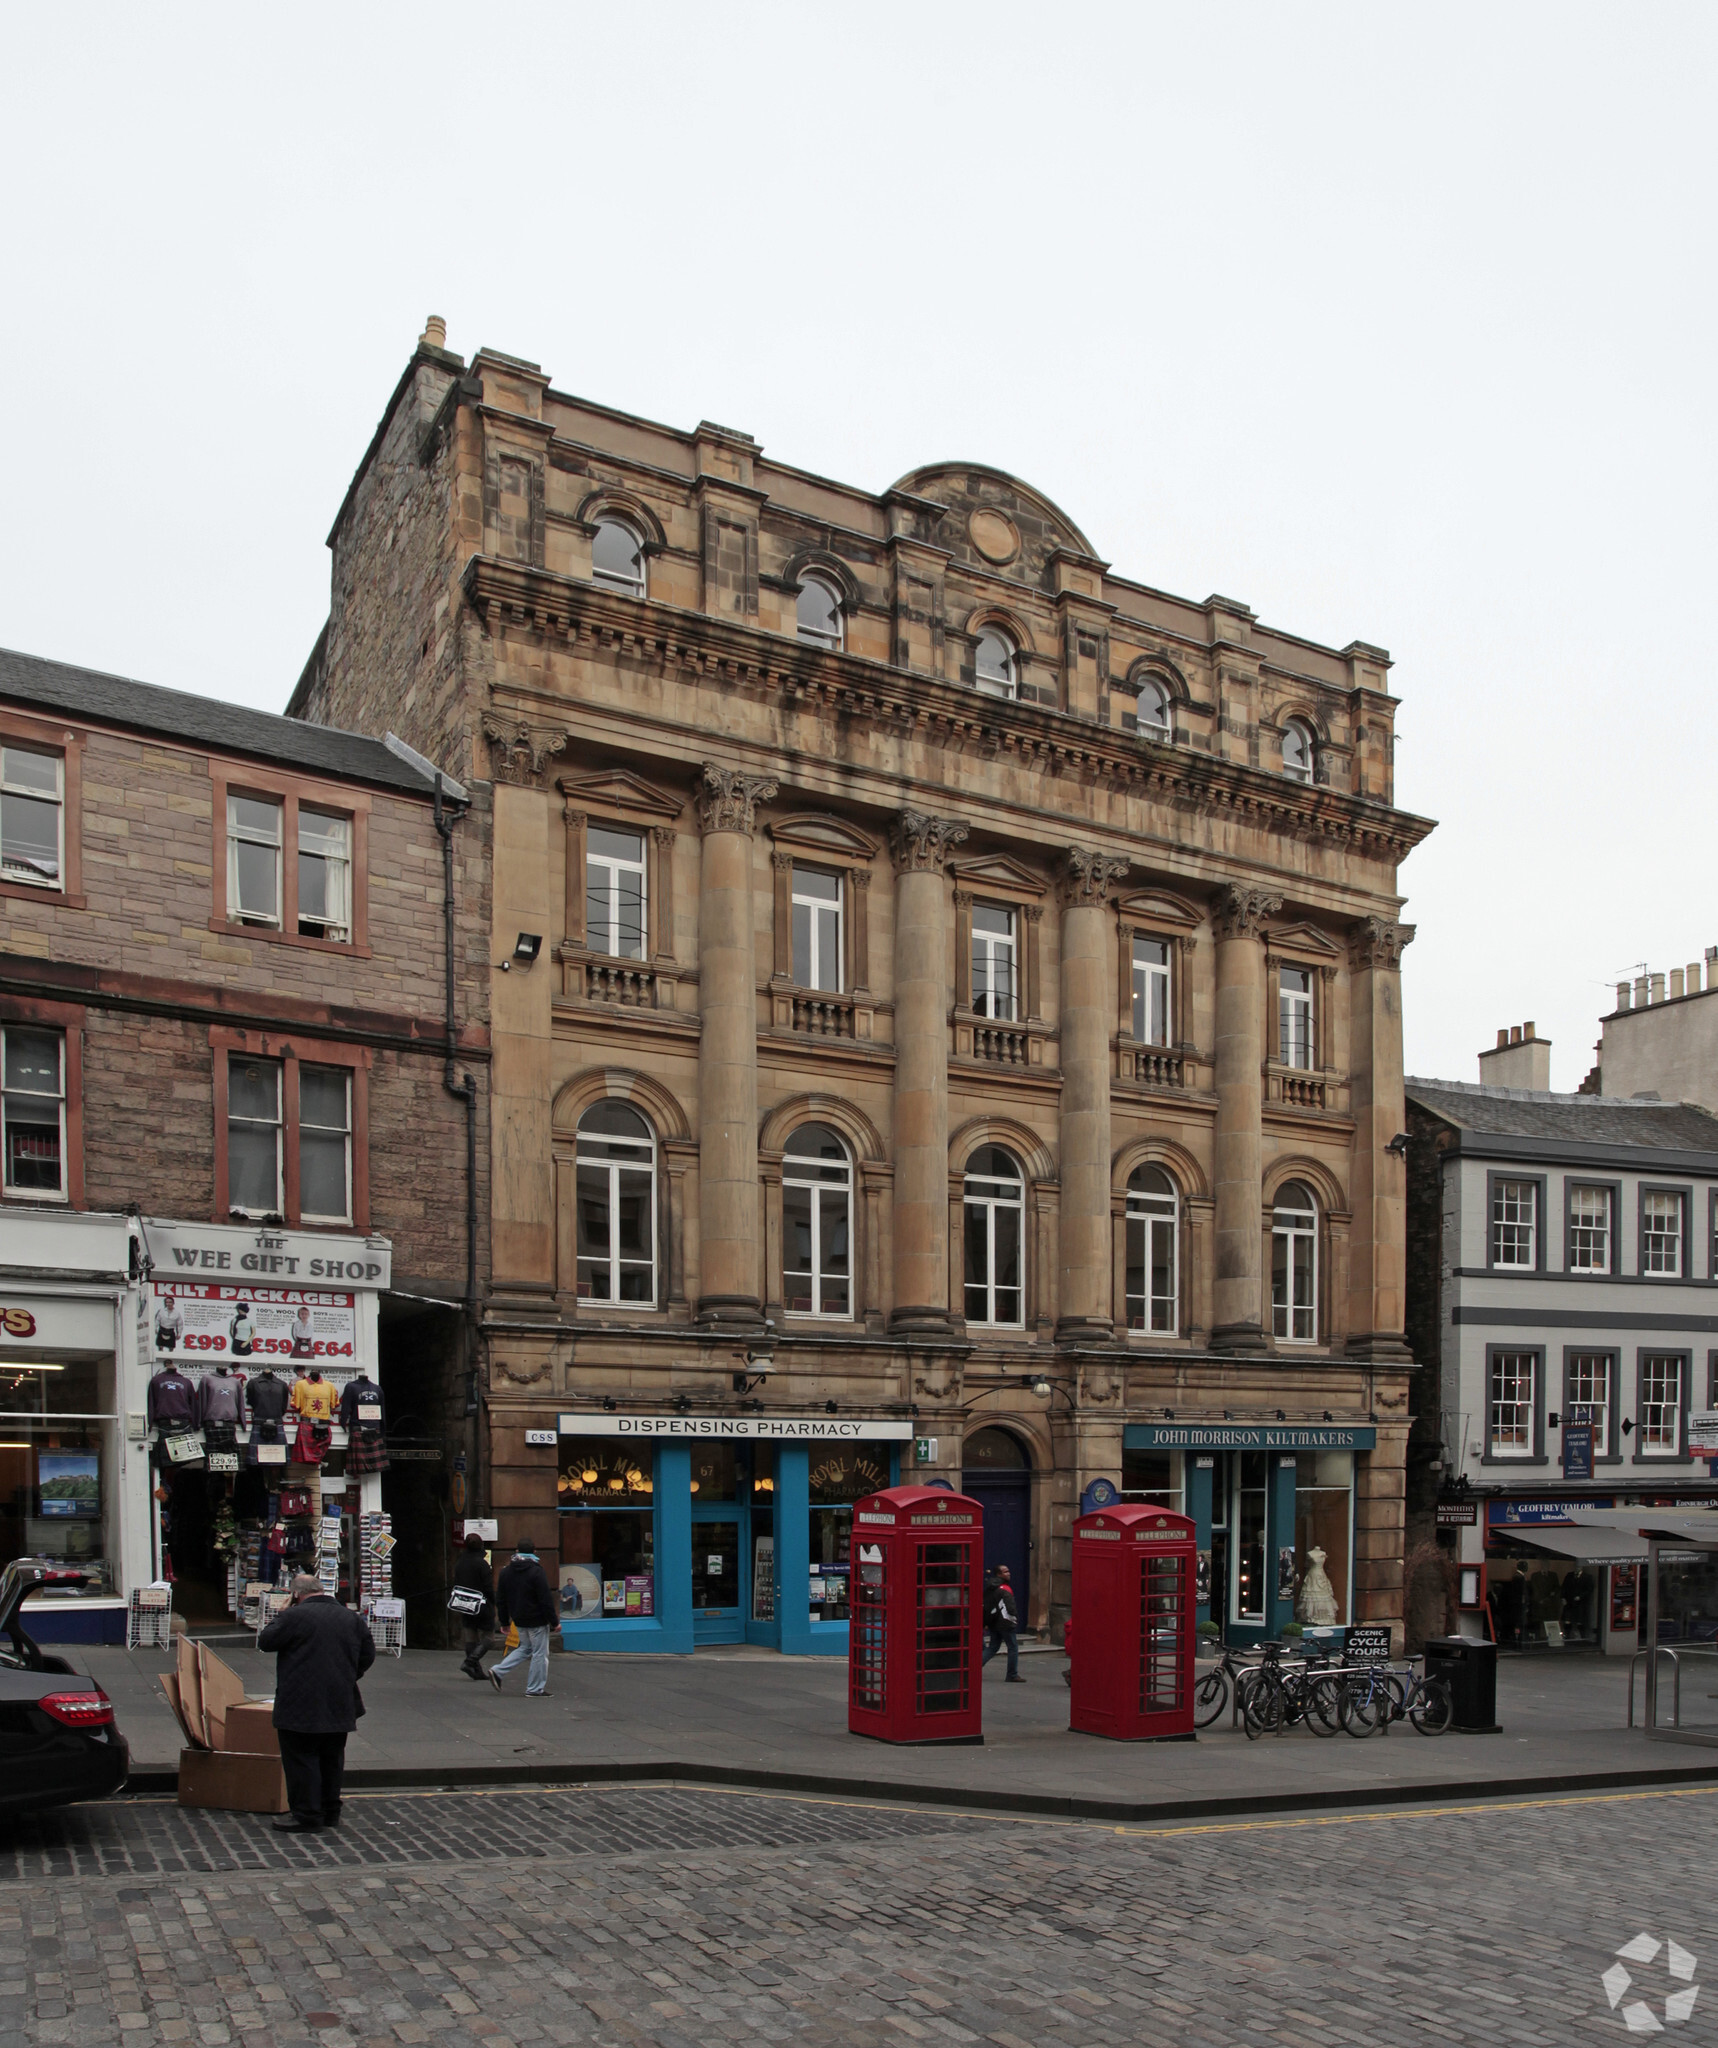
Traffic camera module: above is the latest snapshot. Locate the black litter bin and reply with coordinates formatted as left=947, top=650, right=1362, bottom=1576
left=1423, top=1635, right=1499, bottom=1732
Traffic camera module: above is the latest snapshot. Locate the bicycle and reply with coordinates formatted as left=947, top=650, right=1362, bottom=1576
left=1240, top=1643, right=1346, bottom=1739
left=1192, top=1643, right=1248, bottom=1729
left=1338, top=1659, right=1451, bottom=1737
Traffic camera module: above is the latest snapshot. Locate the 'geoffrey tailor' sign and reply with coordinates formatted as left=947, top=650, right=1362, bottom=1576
left=557, top=1412, right=913, bottom=1441
left=1124, top=1424, right=1376, bottom=1451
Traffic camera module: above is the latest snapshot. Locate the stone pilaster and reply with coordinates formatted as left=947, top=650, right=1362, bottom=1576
left=1057, top=847, right=1129, bottom=1342
left=1346, top=915, right=1416, bottom=1361
left=694, top=764, right=777, bottom=1327
left=889, top=808, right=967, bottom=1332
left=1211, top=884, right=1281, bottom=1351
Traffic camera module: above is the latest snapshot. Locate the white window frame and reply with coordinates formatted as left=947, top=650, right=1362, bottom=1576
left=1132, top=936, right=1171, bottom=1046
left=1640, top=1353, right=1684, bottom=1455
left=974, top=629, right=1017, bottom=701
left=1271, top=1186, right=1318, bottom=1343
left=0, top=745, right=65, bottom=890
left=1491, top=1179, right=1538, bottom=1270
left=970, top=904, right=1018, bottom=1022
left=296, top=808, right=351, bottom=944
left=1566, top=1352, right=1613, bottom=1458
left=1642, top=1190, right=1685, bottom=1277
left=1127, top=677, right=1172, bottom=741
left=226, top=795, right=284, bottom=929
left=575, top=1108, right=658, bottom=1308
left=1125, top=1170, right=1179, bottom=1335
left=1282, top=718, right=1316, bottom=784
left=586, top=825, right=648, bottom=962
left=1489, top=1350, right=1537, bottom=1458
left=795, top=574, right=844, bottom=651
left=590, top=517, right=647, bottom=599
left=1, top=1024, right=66, bottom=1200
left=782, top=1129, right=853, bottom=1320
left=1279, top=967, right=1315, bottom=1071
left=1568, top=1185, right=1612, bottom=1274
left=963, top=1153, right=1025, bottom=1329
left=792, top=864, right=844, bottom=993
left=298, top=1064, right=353, bottom=1226
left=226, top=1055, right=284, bottom=1218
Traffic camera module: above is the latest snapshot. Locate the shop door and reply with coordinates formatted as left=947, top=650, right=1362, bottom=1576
left=963, top=1427, right=1031, bottom=1624
left=691, top=1511, right=744, bottom=1644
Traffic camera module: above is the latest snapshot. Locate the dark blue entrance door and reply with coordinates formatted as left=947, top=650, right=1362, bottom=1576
left=962, top=1426, right=1032, bottom=1624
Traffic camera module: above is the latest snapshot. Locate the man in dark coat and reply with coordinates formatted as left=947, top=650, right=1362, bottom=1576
left=453, top=1531, right=497, bottom=1679
left=257, top=1572, right=375, bottom=1831
left=981, top=1564, right=1024, bottom=1681
left=490, top=1541, right=558, bottom=1697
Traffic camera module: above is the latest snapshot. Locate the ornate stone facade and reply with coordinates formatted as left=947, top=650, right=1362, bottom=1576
left=290, top=324, right=1435, bottom=1650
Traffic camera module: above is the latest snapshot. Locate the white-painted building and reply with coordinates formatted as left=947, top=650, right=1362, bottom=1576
left=1405, top=1074, right=1718, bottom=1656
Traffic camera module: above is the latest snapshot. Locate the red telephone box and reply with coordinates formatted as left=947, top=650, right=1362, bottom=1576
left=1068, top=1503, right=1197, bottom=1740
left=848, top=1485, right=983, bottom=1745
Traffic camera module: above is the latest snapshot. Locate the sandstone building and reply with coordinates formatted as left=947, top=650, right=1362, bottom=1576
left=290, top=318, right=1435, bottom=1651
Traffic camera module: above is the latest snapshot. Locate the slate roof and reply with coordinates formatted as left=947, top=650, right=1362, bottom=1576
left=0, top=646, right=448, bottom=799
left=1406, top=1077, right=1718, bottom=1156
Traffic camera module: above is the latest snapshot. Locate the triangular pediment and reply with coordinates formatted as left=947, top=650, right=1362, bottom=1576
left=948, top=854, right=1046, bottom=899
left=767, top=812, right=879, bottom=860
left=556, top=768, right=684, bottom=821
left=1117, top=888, right=1202, bottom=931
left=1265, top=919, right=1344, bottom=958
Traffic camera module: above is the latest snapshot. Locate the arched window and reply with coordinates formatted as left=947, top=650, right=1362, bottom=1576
left=783, top=1123, right=851, bottom=1319
left=795, top=574, right=843, bottom=651
left=591, top=516, right=646, bottom=598
left=1125, top=1165, right=1179, bottom=1335
left=974, top=629, right=1017, bottom=701
left=1272, top=1181, right=1318, bottom=1343
left=1131, top=676, right=1173, bottom=742
left=964, top=1145, right=1024, bottom=1327
left=1281, top=717, right=1316, bottom=785
left=575, top=1102, right=656, bottom=1305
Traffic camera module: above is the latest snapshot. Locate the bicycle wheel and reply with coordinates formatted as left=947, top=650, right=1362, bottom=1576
left=1305, top=1671, right=1345, bottom=1736
left=1378, top=1673, right=1408, bottom=1725
left=1243, top=1680, right=1284, bottom=1740
left=1193, top=1665, right=1231, bottom=1729
left=1408, top=1675, right=1453, bottom=1736
left=1338, top=1678, right=1381, bottom=1736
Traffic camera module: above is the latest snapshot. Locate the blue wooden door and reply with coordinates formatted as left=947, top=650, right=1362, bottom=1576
left=962, top=1473, right=1031, bottom=1624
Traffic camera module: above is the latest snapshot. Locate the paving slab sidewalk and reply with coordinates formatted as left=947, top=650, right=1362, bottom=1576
left=76, top=1636, right=1718, bottom=1819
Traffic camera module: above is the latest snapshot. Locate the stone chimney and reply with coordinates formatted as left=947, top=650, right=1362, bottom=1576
left=1478, top=1020, right=1552, bottom=1092
left=418, top=314, right=448, bottom=352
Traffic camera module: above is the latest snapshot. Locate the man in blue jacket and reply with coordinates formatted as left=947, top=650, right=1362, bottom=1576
left=257, top=1573, right=375, bottom=1831
left=490, top=1541, right=557, bottom=1698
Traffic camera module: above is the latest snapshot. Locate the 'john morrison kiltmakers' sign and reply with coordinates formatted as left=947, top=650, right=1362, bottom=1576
left=1124, top=1424, right=1377, bottom=1451
left=557, top=1412, right=913, bottom=1441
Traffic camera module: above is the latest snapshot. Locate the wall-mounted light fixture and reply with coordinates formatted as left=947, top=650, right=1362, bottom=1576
left=498, top=933, right=543, bottom=971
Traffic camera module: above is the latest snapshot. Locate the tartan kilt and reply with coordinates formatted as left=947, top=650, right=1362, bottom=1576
left=346, top=1430, right=390, bottom=1475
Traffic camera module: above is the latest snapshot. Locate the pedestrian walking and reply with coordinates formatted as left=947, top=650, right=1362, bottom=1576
left=490, top=1540, right=557, bottom=1697
left=451, top=1531, right=497, bottom=1679
left=256, top=1570, right=375, bottom=1832
left=981, top=1563, right=1025, bottom=1681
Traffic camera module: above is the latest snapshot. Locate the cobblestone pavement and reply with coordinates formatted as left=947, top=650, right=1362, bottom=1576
left=3, top=1781, right=1713, bottom=2045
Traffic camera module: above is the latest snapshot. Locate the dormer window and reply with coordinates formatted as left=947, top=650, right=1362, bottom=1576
left=1282, top=718, right=1316, bottom=784
left=975, top=629, right=1017, bottom=701
left=591, top=517, right=646, bottom=598
left=1123, top=676, right=1172, bottom=742
left=796, top=574, right=843, bottom=651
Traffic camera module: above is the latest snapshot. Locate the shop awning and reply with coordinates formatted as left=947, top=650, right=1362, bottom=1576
left=1566, top=1507, right=1718, bottom=1548
left=1504, top=1523, right=1650, bottom=1566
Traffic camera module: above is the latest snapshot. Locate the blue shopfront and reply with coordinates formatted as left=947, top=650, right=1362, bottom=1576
left=1120, top=1423, right=1375, bottom=1645
left=553, top=1413, right=910, bottom=1654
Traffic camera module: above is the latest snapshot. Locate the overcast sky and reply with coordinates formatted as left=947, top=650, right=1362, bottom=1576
left=4, top=7, right=1713, bottom=1087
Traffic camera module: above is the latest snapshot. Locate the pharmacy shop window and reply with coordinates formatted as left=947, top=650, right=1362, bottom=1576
left=557, top=1439, right=655, bottom=1621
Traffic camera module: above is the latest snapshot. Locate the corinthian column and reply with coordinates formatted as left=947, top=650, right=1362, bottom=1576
left=889, top=808, right=967, bottom=1332
left=695, top=764, right=777, bottom=1327
left=1058, top=847, right=1130, bottom=1342
left=1346, top=914, right=1416, bottom=1360
left=1211, top=883, right=1281, bottom=1351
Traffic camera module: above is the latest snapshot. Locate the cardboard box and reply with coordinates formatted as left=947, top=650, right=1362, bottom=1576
left=213, top=1701, right=279, bottom=1756
left=177, top=1746, right=288, bottom=1814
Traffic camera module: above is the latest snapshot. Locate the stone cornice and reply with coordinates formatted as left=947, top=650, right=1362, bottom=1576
left=461, top=555, right=1436, bottom=861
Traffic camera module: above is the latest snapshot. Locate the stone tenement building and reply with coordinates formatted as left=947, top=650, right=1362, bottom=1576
left=0, top=647, right=488, bottom=1638
left=291, top=317, right=1435, bottom=1653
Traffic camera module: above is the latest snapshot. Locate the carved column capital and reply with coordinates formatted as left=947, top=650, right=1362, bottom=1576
left=696, top=764, right=779, bottom=836
left=483, top=713, right=570, bottom=786
left=889, top=808, right=969, bottom=873
left=1211, top=884, right=1284, bottom=942
left=771, top=849, right=795, bottom=872
left=849, top=866, right=872, bottom=894
left=650, top=824, right=676, bottom=849
left=1350, top=915, right=1416, bottom=969
left=562, top=803, right=587, bottom=826
left=1060, top=846, right=1130, bottom=907
left=1024, top=903, right=1043, bottom=926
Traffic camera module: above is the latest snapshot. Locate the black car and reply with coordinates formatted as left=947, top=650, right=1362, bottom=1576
left=0, top=1561, right=130, bottom=1814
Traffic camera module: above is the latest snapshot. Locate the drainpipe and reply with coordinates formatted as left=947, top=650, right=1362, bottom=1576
left=433, top=775, right=480, bottom=1492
